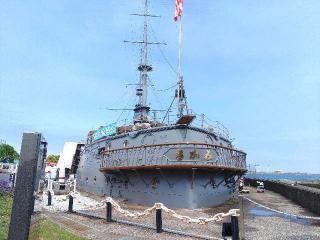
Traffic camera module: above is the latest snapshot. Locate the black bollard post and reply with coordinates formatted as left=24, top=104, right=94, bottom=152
left=231, top=216, right=240, bottom=240
left=106, top=202, right=112, bottom=222
left=68, top=195, right=74, bottom=213
left=156, top=209, right=163, bottom=233
left=222, top=222, right=232, bottom=239
left=47, top=191, right=52, bottom=206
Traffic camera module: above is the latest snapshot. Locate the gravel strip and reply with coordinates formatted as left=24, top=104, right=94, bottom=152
left=34, top=188, right=320, bottom=240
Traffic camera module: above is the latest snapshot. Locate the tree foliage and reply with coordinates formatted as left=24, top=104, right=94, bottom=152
left=0, top=144, right=19, bottom=162
left=47, top=154, right=60, bottom=163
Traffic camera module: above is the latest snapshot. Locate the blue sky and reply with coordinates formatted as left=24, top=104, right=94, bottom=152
left=0, top=0, right=319, bottom=173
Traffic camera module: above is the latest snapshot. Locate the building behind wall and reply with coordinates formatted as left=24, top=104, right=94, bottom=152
left=56, top=142, right=84, bottom=182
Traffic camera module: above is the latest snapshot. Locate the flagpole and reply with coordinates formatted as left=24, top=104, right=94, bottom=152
left=178, top=16, right=182, bottom=78
left=177, top=15, right=186, bottom=117
left=175, top=1, right=187, bottom=118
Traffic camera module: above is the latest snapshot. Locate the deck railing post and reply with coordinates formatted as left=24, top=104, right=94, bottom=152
left=106, top=202, right=112, bottom=222
left=68, top=195, right=73, bottom=212
left=156, top=208, right=163, bottom=233
left=231, top=215, right=240, bottom=240
left=47, top=191, right=52, bottom=206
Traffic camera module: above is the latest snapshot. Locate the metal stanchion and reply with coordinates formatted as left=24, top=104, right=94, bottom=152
left=106, top=202, right=112, bottom=222
left=68, top=195, right=74, bottom=212
left=156, top=208, right=163, bottom=233
left=47, top=191, right=52, bottom=206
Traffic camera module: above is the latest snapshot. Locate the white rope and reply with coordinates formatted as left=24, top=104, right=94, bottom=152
left=242, top=196, right=320, bottom=220
left=69, top=192, right=239, bottom=224
left=105, top=197, right=239, bottom=225
left=69, top=191, right=106, bottom=211
left=106, top=197, right=157, bottom=218
left=157, top=203, right=239, bottom=224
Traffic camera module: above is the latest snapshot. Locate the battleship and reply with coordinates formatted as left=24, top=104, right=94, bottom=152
left=77, top=0, right=247, bottom=208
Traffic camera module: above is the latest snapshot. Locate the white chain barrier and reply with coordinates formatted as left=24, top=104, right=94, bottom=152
left=67, top=192, right=239, bottom=224
left=105, top=197, right=158, bottom=218
left=154, top=203, right=239, bottom=224
left=242, top=196, right=320, bottom=221
left=69, top=191, right=106, bottom=211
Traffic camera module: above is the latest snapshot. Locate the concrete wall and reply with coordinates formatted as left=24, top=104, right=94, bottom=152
left=245, top=178, right=320, bottom=216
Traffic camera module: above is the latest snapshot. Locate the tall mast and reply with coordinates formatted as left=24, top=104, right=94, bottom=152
left=176, top=16, right=188, bottom=118
left=141, top=0, right=149, bottom=108
left=132, top=0, right=152, bottom=124
left=124, top=0, right=163, bottom=124
left=124, top=0, right=165, bottom=124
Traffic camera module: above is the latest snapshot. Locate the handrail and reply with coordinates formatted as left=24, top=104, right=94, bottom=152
left=101, top=142, right=246, bottom=155
left=100, top=165, right=247, bottom=172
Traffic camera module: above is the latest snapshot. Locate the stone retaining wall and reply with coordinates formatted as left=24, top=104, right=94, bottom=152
left=244, top=178, right=320, bottom=215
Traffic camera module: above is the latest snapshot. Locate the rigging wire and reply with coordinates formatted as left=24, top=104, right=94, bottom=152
left=149, top=24, right=177, bottom=76
left=102, top=83, right=131, bottom=112
left=162, top=95, right=176, bottom=123
left=123, top=107, right=132, bottom=126
left=156, top=83, right=178, bottom=92
left=148, top=77, right=165, bottom=110
left=115, top=89, right=137, bottom=123
left=148, top=23, right=180, bottom=121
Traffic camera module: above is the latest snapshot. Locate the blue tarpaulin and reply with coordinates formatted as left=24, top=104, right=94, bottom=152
left=92, top=123, right=117, bottom=141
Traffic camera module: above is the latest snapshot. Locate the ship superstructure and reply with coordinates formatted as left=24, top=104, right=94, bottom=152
left=77, top=0, right=247, bottom=208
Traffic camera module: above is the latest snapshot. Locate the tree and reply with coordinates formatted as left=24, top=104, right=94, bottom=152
left=47, top=154, right=60, bottom=163
left=0, top=144, right=19, bottom=162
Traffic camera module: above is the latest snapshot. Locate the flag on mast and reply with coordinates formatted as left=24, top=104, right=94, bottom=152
left=174, top=0, right=183, bottom=21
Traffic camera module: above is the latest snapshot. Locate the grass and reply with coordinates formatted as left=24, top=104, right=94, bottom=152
left=29, top=218, right=87, bottom=240
left=0, top=192, right=13, bottom=240
left=0, top=192, right=86, bottom=240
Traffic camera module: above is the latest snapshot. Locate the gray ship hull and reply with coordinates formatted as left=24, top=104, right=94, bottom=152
left=77, top=125, right=246, bottom=208
left=80, top=170, right=239, bottom=208
left=108, top=170, right=239, bottom=208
